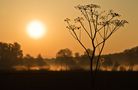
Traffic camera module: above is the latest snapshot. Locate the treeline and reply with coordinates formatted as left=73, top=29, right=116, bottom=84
left=0, top=42, right=47, bottom=71
left=101, top=46, right=138, bottom=71
left=0, top=42, right=138, bottom=71
left=0, top=42, right=90, bottom=71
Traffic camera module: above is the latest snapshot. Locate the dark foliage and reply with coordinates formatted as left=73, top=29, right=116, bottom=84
left=0, top=42, right=23, bottom=70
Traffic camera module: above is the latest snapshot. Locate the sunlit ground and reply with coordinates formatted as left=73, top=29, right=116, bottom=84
left=13, top=65, right=138, bottom=71
left=14, top=66, right=49, bottom=71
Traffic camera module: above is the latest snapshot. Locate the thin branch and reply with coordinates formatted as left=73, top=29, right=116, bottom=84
left=95, top=41, right=105, bottom=72
left=90, top=8, right=96, bottom=30
left=97, top=17, right=114, bottom=32
left=79, top=29, right=82, bottom=41
left=105, top=25, right=110, bottom=37
left=72, top=30, right=91, bottom=59
left=83, top=9, right=94, bottom=39
left=97, top=31, right=104, bottom=39
left=81, top=10, right=89, bottom=21
left=92, top=15, right=99, bottom=40
left=96, top=21, right=123, bottom=48
left=105, top=25, right=120, bottom=40
left=96, top=37, right=100, bottom=51
left=88, top=19, right=93, bottom=38
left=68, top=30, right=77, bottom=40
left=103, top=26, right=106, bottom=39
left=79, top=21, right=92, bottom=39
left=91, top=15, right=99, bottom=49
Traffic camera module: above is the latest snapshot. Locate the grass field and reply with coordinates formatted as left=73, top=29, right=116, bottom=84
left=0, top=71, right=137, bottom=90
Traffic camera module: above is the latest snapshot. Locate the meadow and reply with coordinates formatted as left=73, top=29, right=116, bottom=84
left=0, top=71, right=137, bottom=90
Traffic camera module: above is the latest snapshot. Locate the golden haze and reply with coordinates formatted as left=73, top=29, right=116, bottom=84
left=0, top=0, right=138, bottom=58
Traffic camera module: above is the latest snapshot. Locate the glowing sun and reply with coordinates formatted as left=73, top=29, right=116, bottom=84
left=27, top=20, right=46, bottom=39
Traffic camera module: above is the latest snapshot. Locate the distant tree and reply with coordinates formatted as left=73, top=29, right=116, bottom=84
left=74, top=52, right=80, bottom=58
left=36, top=54, right=46, bottom=67
left=23, top=54, right=35, bottom=70
left=56, top=48, right=72, bottom=58
left=79, top=49, right=93, bottom=65
left=124, top=46, right=138, bottom=65
left=119, top=66, right=126, bottom=71
left=65, top=3, right=128, bottom=87
left=112, top=61, right=120, bottom=71
left=128, top=63, right=134, bottom=71
left=84, top=48, right=93, bottom=57
left=102, top=57, right=113, bottom=67
left=78, top=57, right=90, bottom=70
left=56, top=48, right=76, bottom=70
left=74, top=52, right=81, bottom=64
left=97, top=58, right=105, bottom=71
left=0, top=42, right=23, bottom=70
left=35, top=54, right=50, bottom=70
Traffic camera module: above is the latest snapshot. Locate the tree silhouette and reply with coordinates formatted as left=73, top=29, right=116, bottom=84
left=112, top=61, right=120, bottom=71
left=35, top=54, right=49, bottom=70
left=0, top=42, right=23, bottom=70
left=74, top=52, right=80, bottom=58
left=78, top=54, right=90, bottom=70
left=101, top=56, right=113, bottom=70
left=36, top=54, right=46, bottom=67
left=56, top=48, right=72, bottom=58
left=56, top=48, right=75, bottom=70
left=65, top=3, right=128, bottom=87
left=23, top=54, right=35, bottom=70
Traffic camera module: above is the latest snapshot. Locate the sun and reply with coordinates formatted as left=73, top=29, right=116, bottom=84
left=27, top=20, right=46, bottom=39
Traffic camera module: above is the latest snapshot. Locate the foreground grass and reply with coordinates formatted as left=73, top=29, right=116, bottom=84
left=0, top=70, right=137, bottom=90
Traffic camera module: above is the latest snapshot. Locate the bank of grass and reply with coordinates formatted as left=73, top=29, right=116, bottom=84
left=0, top=70, right=137, bottom=90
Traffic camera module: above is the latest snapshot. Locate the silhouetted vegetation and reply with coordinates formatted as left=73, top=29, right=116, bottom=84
left=0, top=42, right=23, bottom=70
left=101, top=46, right=138, bottom=71
left=0, top=71, right=137, bottom=90
left=0, top=42, right=138, bottom=72
left=0, top=42, right=49, bottom=71
left=64, top=3, right=128, bottom=89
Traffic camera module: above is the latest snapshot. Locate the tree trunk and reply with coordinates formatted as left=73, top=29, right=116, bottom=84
left=90, top=58, right=95, bottom=90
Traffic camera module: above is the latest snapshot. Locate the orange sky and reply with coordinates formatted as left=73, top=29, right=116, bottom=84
left=0, top=0, right=138, bottom=58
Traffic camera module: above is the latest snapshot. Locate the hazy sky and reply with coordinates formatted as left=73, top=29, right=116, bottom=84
left=0, top=0, right=138, bottom=58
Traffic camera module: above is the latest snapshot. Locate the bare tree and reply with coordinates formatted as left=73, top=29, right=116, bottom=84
left=64, top=3, right=128, bottom=87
